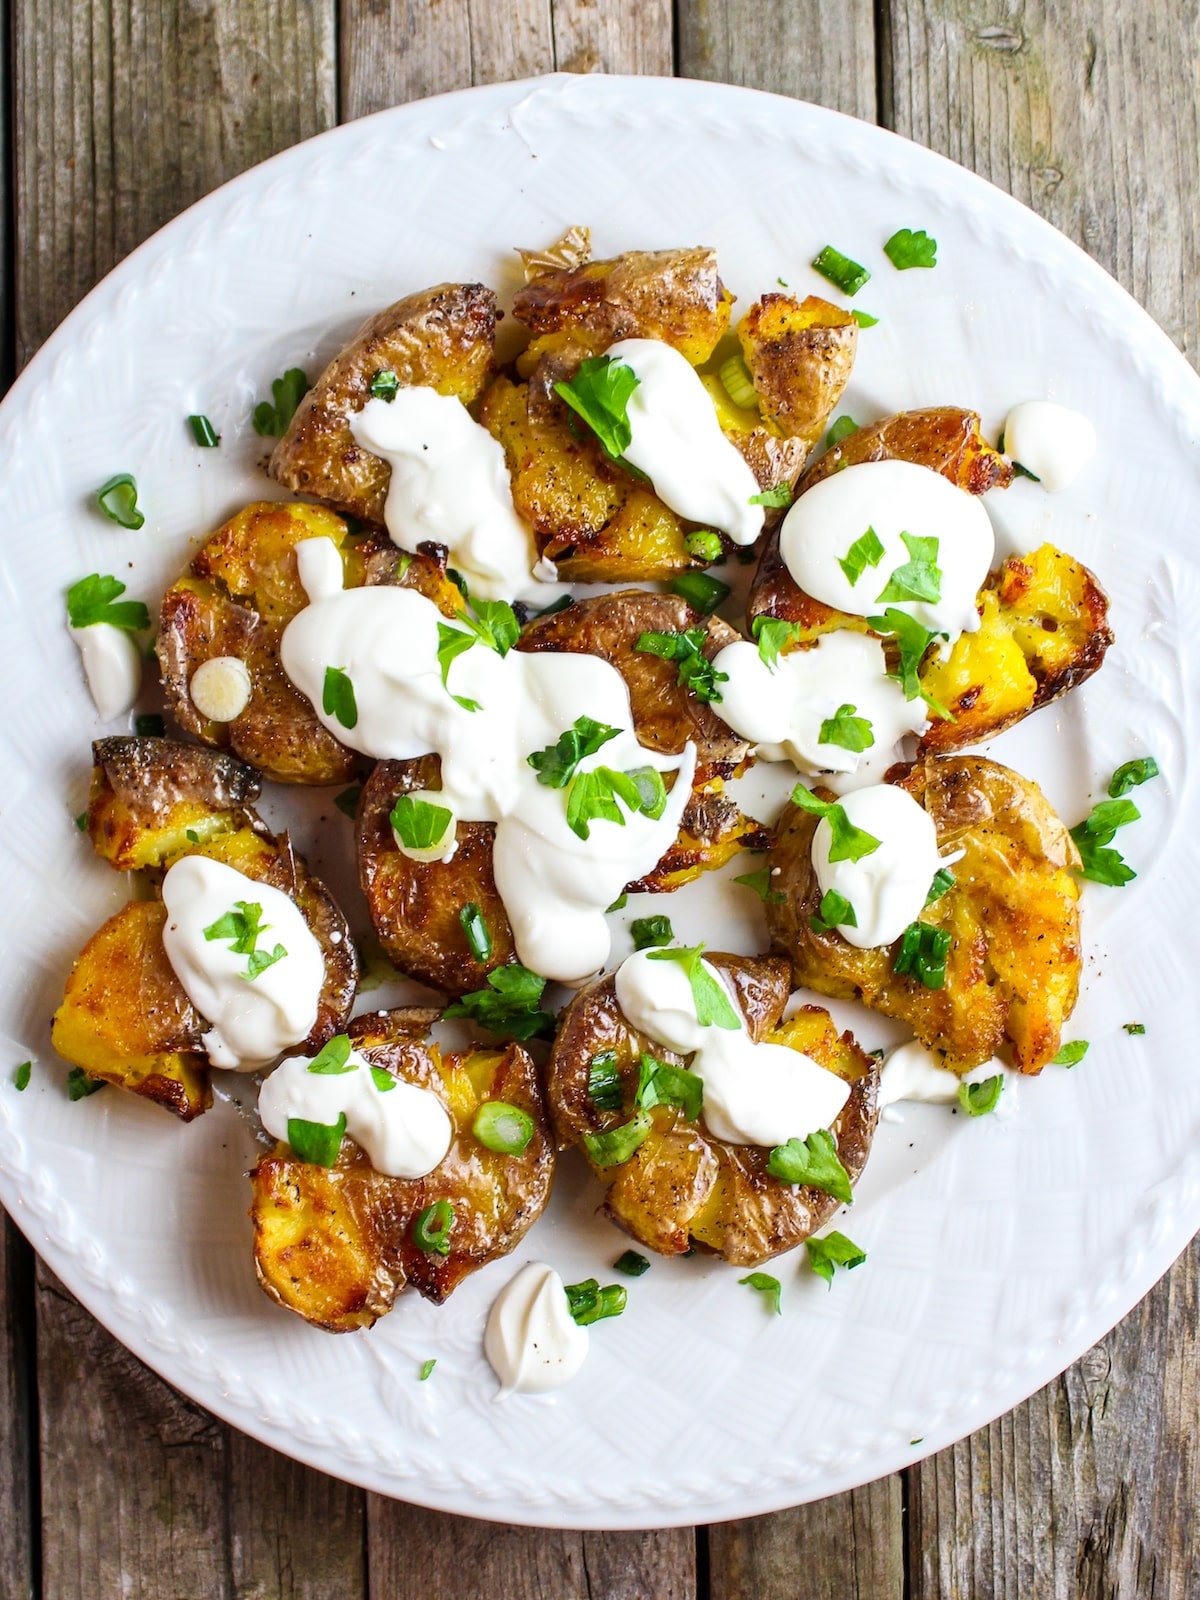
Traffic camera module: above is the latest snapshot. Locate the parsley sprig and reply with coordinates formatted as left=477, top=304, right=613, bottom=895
left=645, top=943, right=740, bottom=1030
left=876, top=533, right=942, bottom=605
left=66, top=574, right=151, bottom=633
left=443, top=964, right=555, bottom=1040
left=203, top=899, right=287, bottom=981
left=528, top=715, right=620, bottom=787
left=866, top=608, right=953, bottom=719
left=768, top=1129, right=853, bottom=1203
left=818, top=704, right=874, bottom=753
left=635, top=628, right=728, bottom=703
left=553, top=355, right=640, bottom=465
left=751, top=615, right=803, bottom=670
left=790, top=786, right=881, bottom=863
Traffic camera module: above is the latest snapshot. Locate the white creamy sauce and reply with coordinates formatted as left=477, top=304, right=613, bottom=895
left=258, top=1047, right=452, bottom=1178
left=710, top=631, right=928, bottom=789
left=349, top=389, right=548, bottom=602
left=878, top=1039, right=1017, bottom=1124
left=484, top=1262, right=590, bottom=1396
left=70, top=622, right=142, bottom=720
left=607, top=337, right=765, bottom=546
left=189, top=655, right=252, bottom=722
left=280, top=538, right=696, bottom=984
left=811, top=783, right=948, bottom=949
left=160, top=855, right=325, bottom=1070
left=1002, top=400, right=1096, bottom=491
left=614, top=949, right=850, bottom=1147
left=779, top=460, right=995, bottom=641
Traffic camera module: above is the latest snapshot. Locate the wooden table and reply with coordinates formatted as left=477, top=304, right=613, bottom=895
left=2, top=4, right=1197, bottom=1596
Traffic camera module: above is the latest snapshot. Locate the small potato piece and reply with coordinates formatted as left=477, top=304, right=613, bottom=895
left=251, top=1010, right=555, bottom=1330
left=736, top=294, right=858, bottom=448
left=268, top=282, right=498, bottom=523
left=548, top=954, right=879, bottom=1265
left=50, top=901, right=211, bottom=1121
left=765, top=756, right=1082, bottom=1074
left=87, top=736, right=261, bottom=872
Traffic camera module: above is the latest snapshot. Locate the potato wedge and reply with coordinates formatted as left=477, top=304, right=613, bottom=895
left=251, top=1009, right=555, bottom=1330
left=268, top=282, right=498, bottom=523
left=157, top=504, right=462, bottom=785
left=735, top=293, right=858, bottom=449
left=765, top=755, right=1081, bottom=1074
left=548, top=954, right=879, bottom=1265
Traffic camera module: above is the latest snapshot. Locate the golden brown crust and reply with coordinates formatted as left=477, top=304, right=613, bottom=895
left=765, top=756, right=1082, bottom=1074
left=548, top=954, right=879, bottom=1265
left=737, top=293, right=858, bottom=447
left=268, top=282, right=498, bottom=523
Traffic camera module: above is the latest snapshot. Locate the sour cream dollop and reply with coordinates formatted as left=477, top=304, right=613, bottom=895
left=779, top=460, right=995, bottom=642
left=349, top=389, right=548, bottom=602
left=258, top=1047, right=452, bottom=1177
left=878, top=1039, right=1016, bottom=1122
left=280, top=538, right=695, bottom=984
left=70, top=622, right=142, bottom=720
left=607, top=338, right=765, bottom=546
left=614, top=948, right=850, bottom=1147
left=484, top=1263, right=590, bottom=1396
left=1002, top=400, right=1096, bottom=491
left=161, top=855, right=325, bottom=1069
left=810, top=782, right=948, bottom=949
left=710, top=631, right=928, bottom=789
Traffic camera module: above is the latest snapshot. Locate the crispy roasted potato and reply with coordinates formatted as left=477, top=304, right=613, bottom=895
left=251, top=1009, right=555, bottom=1330
left=357, top=593, right=766, bottom=992
left=734, top=293, right=858, bottom=449
left=766, top=756, right=1081, bottom=1074
left=158, top=503, right=463, bottom=785
left=53, top=739, right=358, bottom=1117
left=268, top=282, right=498, bottom=523
left=548, top=954, right=879, bottom=1265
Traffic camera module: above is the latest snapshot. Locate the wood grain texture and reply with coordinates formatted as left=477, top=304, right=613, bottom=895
left=550, top=0, right=673, bottom=77
left=1, top=1222, right=35, bottom=1600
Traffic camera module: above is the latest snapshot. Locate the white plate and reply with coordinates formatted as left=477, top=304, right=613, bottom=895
left=1, top=74, right=1198, bottom=1530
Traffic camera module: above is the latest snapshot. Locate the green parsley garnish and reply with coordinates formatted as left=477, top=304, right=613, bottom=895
left=322, top=666, right=358, bottom=730
left=305, top=1036, right=353, bottom=1075
left=818, top=703, right=874, bottom=752
left=202, top=899, right=286, bottom=981
left=368, top=368, right=400, bottom=401
left=876, top=533, right=942, bottom=604
left=810, top=888, right=857, bottom=935
left=187, top=414, right=220, bottom=447
left=812, top=245, right=870, bottom=296
left=582, top=1111, right=652, bottom=1167
left=134, top=713, right=164, bottom=738
left=636, top=1052, right=703, bottom=1121
left=606, top=894, right=627, bottom=912
left=838, top=527, right=886, bottom=585
left=851, top=310, right=879, bottom=328
left=95, top=473, right=145, bottom=529
left=1108, top=757, right=1160, bottom=797
left=768, top=1129, right=853, bottom=1203
left=553, top=354, right=640, bottom=464
left=369, top=1066, right=397, bottom=1093
left=564, top=1279, right=628, bottom=1326
left=66, top=574, right=151, bottom=633
left=733, top=865, right=785, bottom=904
left=790, top=786, right=881, bottom=863
left=528, top=715, right=620, bottom=787
left=750, top=615, right=803, bottom=670
left=13, top=1061, right=31, bottom=1092
left=749, top=482, right=793, bottom=509
left=957, top=1075, right=1004, bottom=1115
left=806, top=1231, right=867, bottom=1287
left=635, top=629, right=728, bottom=703
left=925, top=867, right=955, bottom=905
left=1123, top=1022, right=1146, bottom=1036
left=613, top=1249, right=651, bottom=1277
left=245, top=943, right=287, bottom=980
left=826, top=415, right=859, bottom=449
left=739, top=1272, right=783, bottom=1314
left=587, top=1051, right=623, bottom=1112
left=412, top=1200, right=455, bottom=1255
left=185, top=829, right=200, bottom=844
left=74, top=811, right=88, bottom=832
left=436, top=622, right=480, bottom=710
left=418, top=1359, right=437, bottom=1382
left=1050, top=1040, right=1089, bottom=1067
left=630, top=915, right=673, bottom=951
left=389, top=793, right=453, bottom=852
left=645, top=943, right=740, bottom=1029
left=443, top=964, right=555, bottom=1041
left=334, top=784, right=361, bottom=820
left=287, top=1114, right=345, bottom=1167
left=252, top=367, right=309, bottom=437
left=564, top=765, right=666, bottom=841
left=472, top=1101, right=535, bottom=1155
left=670, top=572, right=730, bottom=614
left=884, top=228, right=937, bottom=269
left=1070, top=796, right=1141, bottom=886
left=866, top=608, right=952, bottom=716
left=894, top=922, right=952, bottom=989
left=67, top=1068, right=105, bottom=1101
left=685, top=529, right=724, bottom=563
left=459, top=903, right=492, bottom=963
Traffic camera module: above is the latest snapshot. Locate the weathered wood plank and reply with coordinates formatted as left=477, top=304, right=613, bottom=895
left=883, top=3, right=1200, bottom=1594
left=12, top=5, right=365, bottom=1597
left=1, top=1223, right=36, bottom=1600
left=551, top=0, right=673, bottom=77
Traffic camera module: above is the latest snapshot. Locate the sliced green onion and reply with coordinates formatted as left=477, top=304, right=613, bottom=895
left=670, top=572, right=729, bottom=614
left=411, top=1200, right=455, bottom=1255
left=718, top=353, right=758, bottom=410
left=67, top=1067, right=105, bottom=1101
left=685, top=529, right=724, bottom=564
left=587, top=1051, right=623, bottom=1111
left=564, top=1278, right=628, bottom=1326
left=472, top=1100, right=534, bottom=1155
left=812, top=245, right=870, bottom=296
left=187, top=414, right=220, bottom=447
left=459, top=902, right=492, bottom=963
left=96, top=473, right=145, bottom=530
left=582, top=1110, right=652, bottom=1167
left=13, top=1061, right=31, bottom=1092
left=613, top=1249, right=650, bottom=1277
left=369, top=368, right=400, bottom=402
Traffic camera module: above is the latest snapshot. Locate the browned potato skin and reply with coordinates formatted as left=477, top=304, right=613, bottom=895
left=87, top=736, right=261, bottom=871
left=766, top=757, right=1082, bottom=1075
left=268, top=282, right=497, bottom=524
left=549, top=954, right=879, bottom=1265
left=158, top=503, right=464, bottom=785
left=251, top=1010, right=555, bottom=1330
left=736, top=294, right=858, bottom=448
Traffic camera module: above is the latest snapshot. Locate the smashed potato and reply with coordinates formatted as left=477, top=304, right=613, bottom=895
left=766, top=756, right=1082, bottom=1074
left=251, top=1009, right=554, bottom=1330
left=548, top=954, right=879, bottom=1265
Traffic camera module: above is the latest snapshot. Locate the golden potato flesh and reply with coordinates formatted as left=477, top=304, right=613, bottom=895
left=548, top=954, right=879, bottom=1265
left=86, top=736, right=261, bottom=872
left=735, top=293, right=858, bottom=448
left=268, top=282, right=498, bottom=523
left=765, top=756, right=1082, bottom=1074
left=251, top=1010, right=555, bottom=1330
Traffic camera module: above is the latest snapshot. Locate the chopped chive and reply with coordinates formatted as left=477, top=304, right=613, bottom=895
left=411, top=1200, right=455, bottom=1256
left=613, top=1249, right=650, bottom=1277
left=670, top=572, right=729, bottom=614
left=95, top=473, right=145, bottom=530
left=187, top=414, right=220, bottom=447
left=459, top=902, right=492, bottom=963
left=812, top=245, right=870, bottom=296
left=472, top=1101, right=534, bottom=1155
